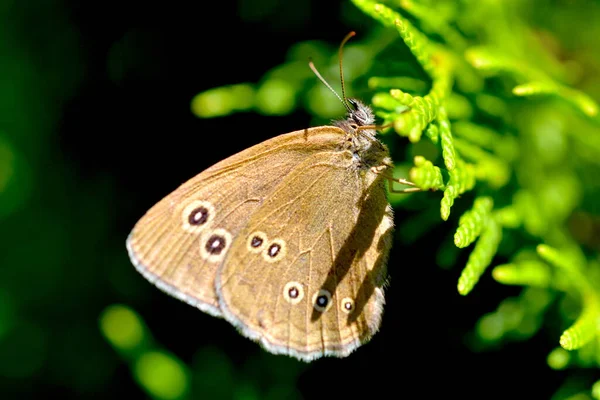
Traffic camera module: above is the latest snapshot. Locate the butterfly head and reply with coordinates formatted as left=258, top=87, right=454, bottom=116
left=347, top=98, right=375, bottom=128
left=308, top=33, right=383, bottom=149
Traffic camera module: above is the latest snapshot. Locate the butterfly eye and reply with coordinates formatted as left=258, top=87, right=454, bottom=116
left=341, top=297, right=355, bottom=314
left=347, top=98, right=359, bottom=110
left=312, top=289, right=332, bottom=312
left=283, top=281, right=305, bottom=305
left=182, top=200, right=215, bottom=233
left=262, top=238, right=286, bottom=263
left=246, top=231, right=268, bottom=253
left=199, top=228, right=232, bottom=262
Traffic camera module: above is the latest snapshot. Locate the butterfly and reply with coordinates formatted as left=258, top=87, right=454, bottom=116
left=126, top=32, right=417, bottom=361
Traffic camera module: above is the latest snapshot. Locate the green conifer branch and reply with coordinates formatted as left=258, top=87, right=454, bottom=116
left=535, top=244, right=600, bottom=354
left=441, top=159, right=476, bottom=220
left=372, top=92, right=408, bottom=112
left=397, top=0, right=483, bottom=94
left=408, top=155, right=444, bottom=190
left=397, top=0, right=467, bottom=51
left=466, top=46, right=599, bottom=119
left=389, top=88, right=417, bottom=107
left=454, top=197, right=493, bottom=248
left=559, top=299, right=599, bottom=351
left=465, top=46, right=545, bottom=80
left=424, top=122, right=439, bottom=144
left=513, top=81, right=599, bottom=118
left=345, top=1, right=599, bottom=395
left=457, top=217, right=503, bottom=295
left=492, top=260, right=552, bottom=288
left=440, top=186, right=458, bottom=222
left=537, top=245, right=590, bottom=293
left=351, top=1, right=435, bottom=75
left=391, top=85, right=445, bottom=142
left=437, top=106, right=456, bottom=171
left=351, top=0, right=453, bottom=143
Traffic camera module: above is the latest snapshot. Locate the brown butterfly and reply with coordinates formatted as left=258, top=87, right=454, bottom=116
left=126, top=32, right=416, bottom=361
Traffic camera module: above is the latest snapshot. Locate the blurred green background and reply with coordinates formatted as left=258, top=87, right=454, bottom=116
left=1, top=0, right=599, bottom=399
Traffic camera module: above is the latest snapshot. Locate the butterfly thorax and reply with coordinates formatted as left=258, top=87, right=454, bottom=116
left=333, top=98, right=392, bottom=172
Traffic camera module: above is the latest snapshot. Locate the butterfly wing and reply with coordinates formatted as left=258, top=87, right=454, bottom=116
left=126, top=127, right=350, bottom=316
left=216, top=147, right=393, bottom=361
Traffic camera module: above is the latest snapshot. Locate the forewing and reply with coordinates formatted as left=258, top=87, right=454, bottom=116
left=126, top=127, right=348, bottom=316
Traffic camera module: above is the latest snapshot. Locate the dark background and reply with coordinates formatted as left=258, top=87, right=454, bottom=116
left=1, top=0, right=597, bottom=399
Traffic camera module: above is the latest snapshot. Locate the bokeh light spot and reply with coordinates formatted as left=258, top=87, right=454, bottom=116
left=229, top=84, right=256, bottom=111
left=99, top=304, right=144, bottom=351
left=306, top=84, right=345, bottom=119
left=547, top=347, right=570, bottom=370
left=134, top=351, right=189, bottom=400
left=477, top=313, right=504, bottom=342
left=592, top=380, right=600, bottom=400
left=256, top=79, right=295, bottom=115
left=191, top=84, right=255, bottom=118
left=191, top=88, right=234, bottom=118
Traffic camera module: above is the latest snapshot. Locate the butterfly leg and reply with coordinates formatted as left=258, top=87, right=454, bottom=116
left=386, top=177, right=422, bottom=194
left=370, top=165, right=422, bottom=194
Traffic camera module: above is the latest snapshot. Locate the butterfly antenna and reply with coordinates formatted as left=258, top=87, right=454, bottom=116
left=338, top=31, right=356, bottom=106
left=308, top=59, right=351, bottom=113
